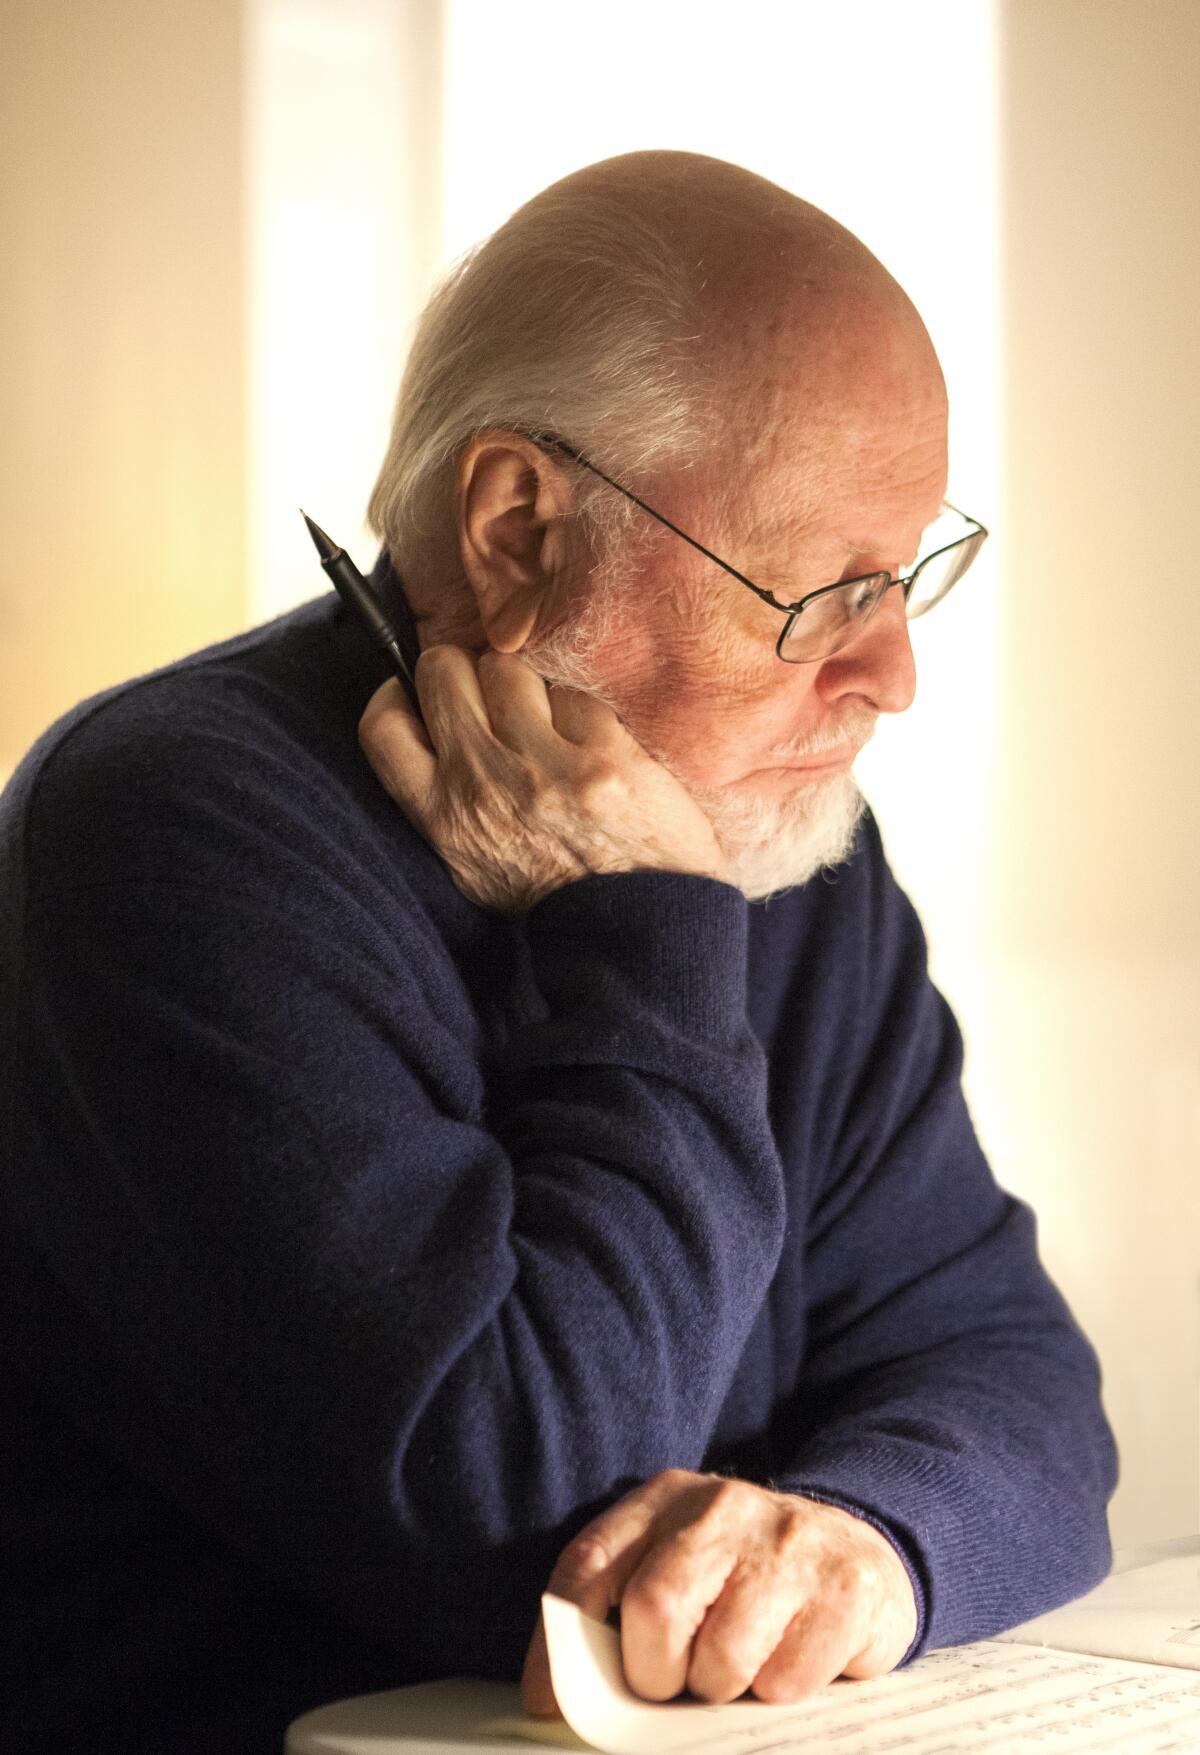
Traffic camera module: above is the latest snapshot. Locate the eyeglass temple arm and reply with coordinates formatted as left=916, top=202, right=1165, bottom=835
left=535, top=435, right=987, bottom=605
left=532, top=434, right=791, bottom=614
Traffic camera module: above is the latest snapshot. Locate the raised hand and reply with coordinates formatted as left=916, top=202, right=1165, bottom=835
left=358, top=647, right=729, bottom=913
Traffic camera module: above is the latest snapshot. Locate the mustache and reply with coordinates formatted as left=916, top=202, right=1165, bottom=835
left=764, top=709, right=878, bottom=761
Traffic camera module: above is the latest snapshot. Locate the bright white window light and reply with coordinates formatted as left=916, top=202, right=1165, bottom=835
left=441, top=0, right=1000, bottom=964
left=244, top=0, right=440, bottom=624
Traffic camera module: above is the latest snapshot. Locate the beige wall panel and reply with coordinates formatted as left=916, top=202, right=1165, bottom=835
left=999, top=0, right=1200, bottom=958
left=0, top=0, right=246, bottom=767
left=994, top=0, right=1200, bottom=1546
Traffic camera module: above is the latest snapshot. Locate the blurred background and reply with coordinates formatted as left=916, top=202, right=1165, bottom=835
left=2, top=0, right=1197, bottom=1551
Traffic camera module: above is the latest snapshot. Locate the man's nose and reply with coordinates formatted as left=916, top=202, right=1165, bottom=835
left=813, top=589, right=917, bottom=715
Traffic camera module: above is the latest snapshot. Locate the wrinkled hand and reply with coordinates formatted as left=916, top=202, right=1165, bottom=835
left=359, top=647, right=728, bottom=913
left=521, top=1469, right=918, bottom=1717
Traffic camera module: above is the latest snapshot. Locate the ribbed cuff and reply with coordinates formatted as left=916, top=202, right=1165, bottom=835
left=525, top=870, right=749, bottom=1042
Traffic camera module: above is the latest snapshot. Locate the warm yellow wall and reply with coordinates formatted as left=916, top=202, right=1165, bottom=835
left=980, top=0, right=1200, bottom=1546
left=0, top=0, right=246, bottom=768
left=998, top=0, right=1200, bottom=959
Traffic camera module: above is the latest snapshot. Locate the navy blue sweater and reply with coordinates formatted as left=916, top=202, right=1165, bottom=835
left=0, top=592, right=1116, bottom=1752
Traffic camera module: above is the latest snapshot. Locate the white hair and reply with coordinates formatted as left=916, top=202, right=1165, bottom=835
left=366, top=181, right=710, bottom=589
left=682, top=771, right=867, bottom=900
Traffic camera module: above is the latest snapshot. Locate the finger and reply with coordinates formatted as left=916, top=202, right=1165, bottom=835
left=523, top=1502, right=659, bottom=1722
left=358, top=678, right=436, bottom=816
left=619, top=1478, right=755, bottom=1702
left=546, top=684, right=622, bottom=747
left=474, top=650, right=559, bottom=755
left=412, top=643, right=494, bottom=757
left=748, top=1598, right=860, bottom=1704
left=841, top=1602, right=917, bottom=1680
left=520, top=1607, right=562, bottom=1721
left=679, top=1555, right=800, bottom=1705
left=544, top=1498, right=659, bottom=1623
left=542, top=1470, right=710, bottom=1638
left=838, top=1527, right=919, bottom=1675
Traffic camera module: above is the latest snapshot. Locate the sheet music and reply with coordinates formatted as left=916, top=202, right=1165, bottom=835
left=999, top=1542, right=1200, bottom=1671
left=538, top=1594, right=1200, bottom=1754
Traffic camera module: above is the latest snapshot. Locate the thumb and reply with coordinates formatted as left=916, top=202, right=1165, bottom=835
left=521, top=1602, right=561, bottom=1720
left=358, top=677, right=437, bottom=820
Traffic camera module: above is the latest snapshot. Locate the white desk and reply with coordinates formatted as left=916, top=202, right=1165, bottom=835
left=285, top=1676, right=582, bottom=1755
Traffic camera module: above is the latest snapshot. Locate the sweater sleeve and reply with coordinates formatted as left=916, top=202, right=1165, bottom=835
left=9, top=708, right=786, bottom=1677
left=767, top=829, right=1117, bottom=1659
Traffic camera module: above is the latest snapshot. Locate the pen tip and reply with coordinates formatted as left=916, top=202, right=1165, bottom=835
left=300, top=509, right=339, bottom=563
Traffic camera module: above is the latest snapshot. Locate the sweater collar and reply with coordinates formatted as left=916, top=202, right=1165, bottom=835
left=369, top=547, right=423, bottom=684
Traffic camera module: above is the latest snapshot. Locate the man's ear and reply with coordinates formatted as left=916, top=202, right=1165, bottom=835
left=456, top=433, right=575, bottom=653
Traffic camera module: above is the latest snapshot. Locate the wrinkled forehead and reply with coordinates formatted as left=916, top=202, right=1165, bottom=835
left=719, top=356, right=949, bottom=567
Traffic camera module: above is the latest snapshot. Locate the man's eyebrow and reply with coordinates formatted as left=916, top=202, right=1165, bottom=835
left=736, top=501, right=839, bottom=555
left=737, top=543, right=863, bottom=600
left=735, top=494, right=941, bottom=578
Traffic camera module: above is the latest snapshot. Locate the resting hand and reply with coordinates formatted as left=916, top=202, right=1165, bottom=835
left=520, top=1468, right=917, bottom=1716
left=359, top=647, right=728, bottom=913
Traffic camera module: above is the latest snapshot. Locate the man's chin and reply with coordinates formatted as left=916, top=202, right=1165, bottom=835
left=518, top=632, right=868, bottom=899
left=686, top=769, right=867, bottom=902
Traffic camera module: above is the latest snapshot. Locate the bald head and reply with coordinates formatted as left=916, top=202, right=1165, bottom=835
left=540, top=150, right=895, bottom=309
left=368, top=150, right=945, bottom=591
left=542, top=153, right=943, bottom=503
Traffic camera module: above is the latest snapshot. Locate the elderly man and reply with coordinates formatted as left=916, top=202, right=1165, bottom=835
left=1, top=153, right=1114, bottom=1750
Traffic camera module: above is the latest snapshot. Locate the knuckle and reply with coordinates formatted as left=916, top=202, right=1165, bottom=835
left=648, top=1466, right=694, bottom=1493
left=575, top=758, right=623, bottom=810
left=849, top=1552, right=881, bottom=1597
left=416, top=642, right=456, bottom=681
left=828, top=1552, right=874, bottom=1609
left=623, top=1570, right=682, bottom=1627
left=703, top=1477, right=756, bottom=1523
left=776, top=1502, right=812, bottom=1552
left=508, top=760, right=553, bottom=814
left=474, top=649, right=505, bottom=685
left=552, top=1534, right=610, bottom=1592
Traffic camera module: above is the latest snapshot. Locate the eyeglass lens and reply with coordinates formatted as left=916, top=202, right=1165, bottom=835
left=778, top=577, right=890, bottom=662
left=778, top=526, right=986, bottom=663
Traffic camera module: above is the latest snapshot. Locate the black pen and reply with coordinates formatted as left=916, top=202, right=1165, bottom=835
left=301, top=511, right=415, bottom=690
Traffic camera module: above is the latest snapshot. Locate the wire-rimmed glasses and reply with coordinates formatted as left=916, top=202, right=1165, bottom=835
left=534, top=434, right=988, bottom=664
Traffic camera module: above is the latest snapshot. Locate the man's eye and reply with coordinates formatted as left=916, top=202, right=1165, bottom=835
left=844, top=576, right=885, bottom=615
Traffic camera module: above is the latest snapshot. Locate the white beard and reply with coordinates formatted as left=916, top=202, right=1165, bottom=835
left=523, top=600, right=870, bottom=904
left=677, top=767, right=867, bottom=901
